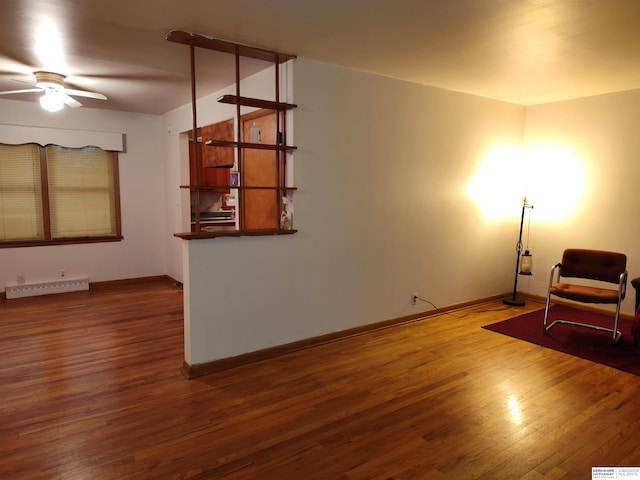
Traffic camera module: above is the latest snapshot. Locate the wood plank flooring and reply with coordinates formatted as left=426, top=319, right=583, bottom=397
left=2, top=278, right=640, bottom=479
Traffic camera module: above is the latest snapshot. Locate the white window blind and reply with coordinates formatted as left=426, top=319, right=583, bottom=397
left=0, top=144, right=44, bottom=241
left=0, top=142, right=120, bottom=246
left=46, top=145, right=117, bottom=238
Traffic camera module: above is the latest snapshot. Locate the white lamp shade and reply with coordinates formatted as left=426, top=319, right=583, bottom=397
left=40, top=90, right=64, bottom=112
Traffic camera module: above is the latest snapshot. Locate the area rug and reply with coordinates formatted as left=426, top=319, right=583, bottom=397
left=482, top=305, right=640, bottom=376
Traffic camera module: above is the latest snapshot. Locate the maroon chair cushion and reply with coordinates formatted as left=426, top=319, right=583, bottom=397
left=560, top=249, right=626, bottom=284
left=550, top=283, right=620, bottom=304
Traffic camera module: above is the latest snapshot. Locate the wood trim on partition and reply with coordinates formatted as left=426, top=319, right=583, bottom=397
left=182, top=292, right=511, bottom=379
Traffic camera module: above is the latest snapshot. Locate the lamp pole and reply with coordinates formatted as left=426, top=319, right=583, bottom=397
left=503, top=198, right=533, bottom=306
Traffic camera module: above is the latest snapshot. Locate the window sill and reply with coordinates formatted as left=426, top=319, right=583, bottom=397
left=0, top=236, right=123, bottom=248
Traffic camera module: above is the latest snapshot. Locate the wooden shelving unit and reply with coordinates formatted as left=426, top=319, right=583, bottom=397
left=166, top=30, right=297, bottom=239
left=205, top=139, right=296, bottom=151
left=217, top=94, right=297, bottom=111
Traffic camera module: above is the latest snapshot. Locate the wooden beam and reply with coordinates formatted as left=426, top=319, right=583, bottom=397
left=166, top=30, right=296, bottom=63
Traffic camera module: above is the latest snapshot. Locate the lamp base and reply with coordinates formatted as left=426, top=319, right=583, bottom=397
left=503, top=297, right=526, bottom=306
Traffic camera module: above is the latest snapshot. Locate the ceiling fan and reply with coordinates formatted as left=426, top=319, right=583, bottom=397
left=0, top=71, right=107, bottom=112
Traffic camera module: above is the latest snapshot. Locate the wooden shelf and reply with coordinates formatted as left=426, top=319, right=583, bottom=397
left=217, top=95, right=297, bottom=111
left=166, top=30, right=296, bottom=64
left=180, top=184, right=234, bottom=191
left=174, top=229, right=297, bottom=240
left=205, top=139, right=296, bottom=151
left=181, top=185, right=297, bottom=191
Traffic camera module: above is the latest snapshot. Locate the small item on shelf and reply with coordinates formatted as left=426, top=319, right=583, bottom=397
left=280, top=196, right=293, bottom=230
left=250, top=122, right=261, bottom=143
left=280, top=208, right=291, bottom=230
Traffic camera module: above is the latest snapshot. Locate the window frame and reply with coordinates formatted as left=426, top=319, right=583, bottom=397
left=0, top=143, right=122, bottom=248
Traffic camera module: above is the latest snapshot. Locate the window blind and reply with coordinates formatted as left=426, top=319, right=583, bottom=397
left=0, top=144, right=44, bottom=241
left=46, top=145, right=117, bottom=238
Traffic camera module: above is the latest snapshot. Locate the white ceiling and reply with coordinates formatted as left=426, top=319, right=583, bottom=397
left=1, top=0, right=640, bottom=114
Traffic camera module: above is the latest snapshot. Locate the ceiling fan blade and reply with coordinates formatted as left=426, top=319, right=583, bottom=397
left=0, top=88, right=42, bottom=95
left=61, top=93, right=82, bottom=107
left=11, top=78, right=38, bottom=87
left=63, top=88, right=107, bottom=100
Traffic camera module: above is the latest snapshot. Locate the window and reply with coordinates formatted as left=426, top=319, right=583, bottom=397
left=0, top=143, right=121, bottom=247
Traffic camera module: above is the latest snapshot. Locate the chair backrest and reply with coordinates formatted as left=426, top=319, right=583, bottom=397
left=560, top=249, right=627, bottom=284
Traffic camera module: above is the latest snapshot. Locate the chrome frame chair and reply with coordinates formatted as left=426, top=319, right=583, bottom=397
left=543, top=249, right=627, bottom=344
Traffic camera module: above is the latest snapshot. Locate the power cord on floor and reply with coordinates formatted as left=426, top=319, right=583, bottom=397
left=414, top=295, right=511, bottom=318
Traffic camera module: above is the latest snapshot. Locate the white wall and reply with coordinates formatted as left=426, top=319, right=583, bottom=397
left=523, top=89, right=640, bottom=314
left=0, top=99, right=167, bottom=289
left=174, top=59, right=526, bottom=366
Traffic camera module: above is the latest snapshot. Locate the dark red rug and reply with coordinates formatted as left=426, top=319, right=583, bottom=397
left=483, top=305, right=640, bottom=376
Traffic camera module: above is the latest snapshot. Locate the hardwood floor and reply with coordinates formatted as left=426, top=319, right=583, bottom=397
left=2, top=278, right=640, bottom=479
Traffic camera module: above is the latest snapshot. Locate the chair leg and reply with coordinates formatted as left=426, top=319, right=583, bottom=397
left=612, top=302, right=622, bottom=344
left=544, top=296, right=623, bottom=344
left=543, top=291, right=552, bottom=333
left=543, top=264, right=558, bottom=334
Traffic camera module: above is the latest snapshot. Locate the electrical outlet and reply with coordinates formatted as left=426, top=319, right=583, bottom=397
left=17, top=274, right=25, bottom=285
left=411, top=293, right=418, bottom=305
left=59, top=269, right=66, bottom=278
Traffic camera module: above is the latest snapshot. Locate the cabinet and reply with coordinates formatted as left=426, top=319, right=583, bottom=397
left=168, top=30, right=297, bottom=239
left=188, top=124, right=232, bottom=191
left=201, top=119, right=234, bottom=168
left=188, top=122, right=234, bottom=232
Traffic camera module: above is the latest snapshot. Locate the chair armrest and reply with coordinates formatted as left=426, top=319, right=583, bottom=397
left=620, top=270, right=628, bottom=301
left=549, top=262, right=561, bottom=285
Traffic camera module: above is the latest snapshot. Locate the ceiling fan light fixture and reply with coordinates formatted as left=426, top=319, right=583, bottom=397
left=34, top=71, right=66, bottom=89
left=40, top=89, right=64, bottom=112
left=0, top=70, right=106, bottom=109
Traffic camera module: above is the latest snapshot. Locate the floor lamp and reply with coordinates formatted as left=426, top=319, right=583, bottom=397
left=503, top=197, right=534, bottom=306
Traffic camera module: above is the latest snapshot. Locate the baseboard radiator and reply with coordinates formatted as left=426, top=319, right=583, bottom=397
left=5, top=277, right=89, bottom=299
